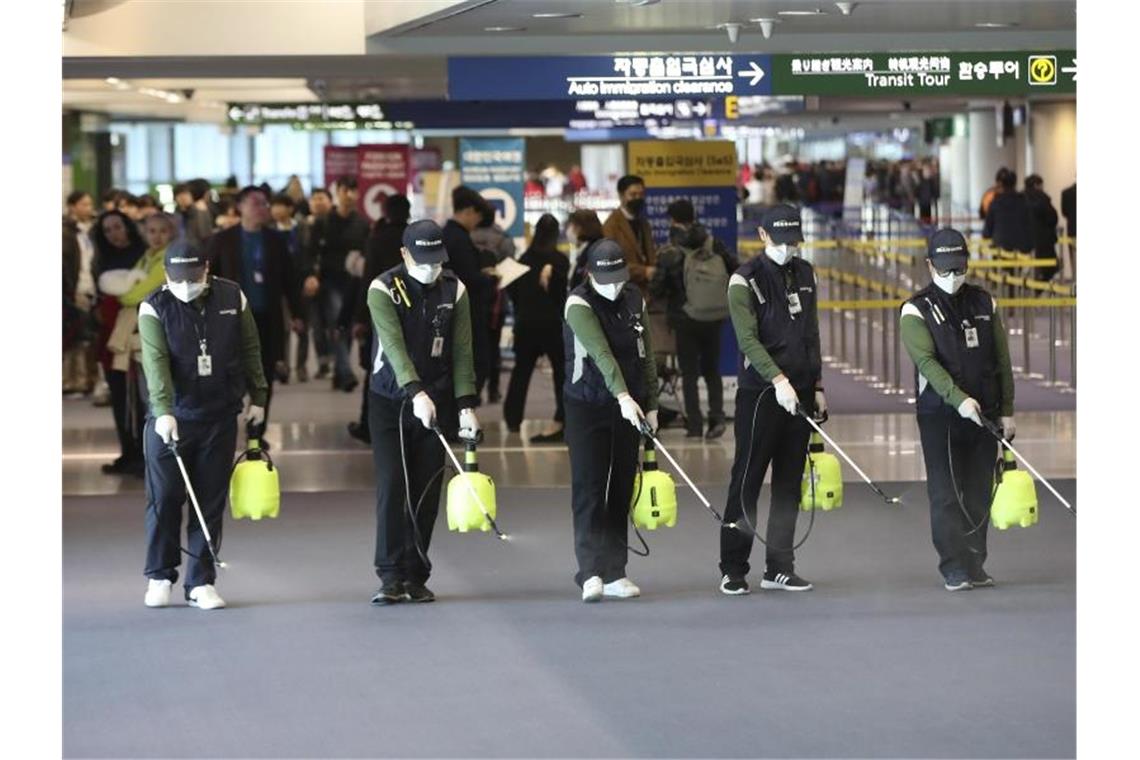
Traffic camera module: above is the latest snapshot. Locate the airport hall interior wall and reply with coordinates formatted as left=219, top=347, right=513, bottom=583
left=1030, top=101, right=1076, bottom=205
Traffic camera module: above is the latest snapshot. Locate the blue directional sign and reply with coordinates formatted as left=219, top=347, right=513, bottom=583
left=448, top=54, right=772, bottom=101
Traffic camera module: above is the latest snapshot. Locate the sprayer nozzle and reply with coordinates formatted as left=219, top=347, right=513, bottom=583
left=499, top=534, right=512, bottom=541
left=888, top=497, right=901, bottom=504
left=217, top=561, right=228, bottom=569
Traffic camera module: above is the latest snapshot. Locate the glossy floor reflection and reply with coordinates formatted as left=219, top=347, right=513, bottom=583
left=63, top=366, right=1076, bottom=496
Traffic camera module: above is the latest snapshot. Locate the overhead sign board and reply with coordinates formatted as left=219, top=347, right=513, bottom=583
left=460, top=138, right=526, bottom=238
left=448, top=54, right=772, bottom=100
left=769, top=50, right=1075, bottom=96
left=449, top=51, right=1074, bottom=101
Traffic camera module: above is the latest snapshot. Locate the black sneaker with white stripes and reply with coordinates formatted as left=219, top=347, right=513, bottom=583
left=760, top=570, right=814, bottom=591
left=719, top=575, right=750, bottom=595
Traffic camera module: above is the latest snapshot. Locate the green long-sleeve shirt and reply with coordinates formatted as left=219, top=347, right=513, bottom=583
left=564, top=297, right=659, bottom=410
left=900, top=297, right=1014, bottom=416
left=366, top=277, right=477, bottom=404
left=119, top=247, right=167, bottom=307
left=727, top=275, right=783, bottom=382
left=138, top=288, right=269, bottom=417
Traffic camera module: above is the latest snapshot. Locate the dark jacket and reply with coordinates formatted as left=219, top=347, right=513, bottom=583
left=649, top=224, right=736, bottom=330
left=1060, top=183, right=1076, bottom=237
left=568, top=236, right=603, bottom=292
left=982, top=191, right=1033, bottom=253
left=308, top=209, right=370, bottom=285
left=204, top=225, right=301, bottom=365
left=1025, top=188, right=1059, bottom=258
left=63, top=216, right=80, bottom=303
left=355, top=219, right=407, bottom=325
left=506, top=245, right=569, bottom=333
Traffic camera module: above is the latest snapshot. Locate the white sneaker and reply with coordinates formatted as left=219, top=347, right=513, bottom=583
left=582, top=576, right=603, bottom=603
left=187, top=584, right=226, bottom=610
left=603, top=577, right=641, bottom=599
left=144, top=579, right=172, bottom=608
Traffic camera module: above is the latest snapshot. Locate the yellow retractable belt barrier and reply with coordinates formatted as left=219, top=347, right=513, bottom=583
left=818, top=297, right=1076, bottom=311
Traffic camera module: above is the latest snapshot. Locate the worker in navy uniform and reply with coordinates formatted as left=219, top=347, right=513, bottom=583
left=562, top=239, right=659, bottom=603
left=900, top=228, right=1015, bottom=591
left=365, top=220, right=479, bottom=606
left=720, top=204, right=825, bottom=596
left=137, top=241, right=268, bottom=610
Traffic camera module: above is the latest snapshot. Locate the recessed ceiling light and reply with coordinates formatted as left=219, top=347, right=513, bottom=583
left=615, top=0, right=661, bottom=6
left=778, top=8, right=827, bottom=16
left=532, top=12, right=582, bottom=18
left=975, top=21, right=1019, bottom=28
left=484, top=26, right=526, bottom=32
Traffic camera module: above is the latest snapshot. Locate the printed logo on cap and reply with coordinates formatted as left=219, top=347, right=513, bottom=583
left=934, top=245, right=964, bottom=254
left=597, top=258, right=624, bottom=267
left=169, top=257, right=200, bottom=264
left=772, top=220, right=800, bottom=228
left=416, top=239, right=442, bottom=247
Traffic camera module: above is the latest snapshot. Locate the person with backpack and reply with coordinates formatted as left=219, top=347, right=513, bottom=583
left=650, top=199, right=737, bottom=440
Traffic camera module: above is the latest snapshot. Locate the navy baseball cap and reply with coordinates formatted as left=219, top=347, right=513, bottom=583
left=164, top=240, right=207, bottom=281
left=402, top=219, right=449, bottom=264
left=927, top=228, right=969, bottom=271
left=585, top=239, right=629, bottom=285
left=759, top=204, right=805, bottom=245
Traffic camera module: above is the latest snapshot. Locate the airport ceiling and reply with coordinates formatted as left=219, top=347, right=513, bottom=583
left=63, top=0, right=1076, bottom=122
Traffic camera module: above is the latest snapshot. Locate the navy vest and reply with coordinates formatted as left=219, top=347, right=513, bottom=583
left=734, top=255, right=822, bottom=392
left=369, top=266, right=460, bottom=402
left=906, top=283, right=1001, bottom=417
left=562, top=283, right=649, bottom=408
left=145, top=277, right=246, bottom=421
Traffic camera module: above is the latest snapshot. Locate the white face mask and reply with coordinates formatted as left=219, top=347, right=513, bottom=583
left=591, top=277, right=624, bottom=301
left=403, top=253, right=442, bottom=285
left=765, top=244, right=797, bottom=266
left=932, top=270, right=966, bottom=295
left=168, top=279, right=207, bottom=303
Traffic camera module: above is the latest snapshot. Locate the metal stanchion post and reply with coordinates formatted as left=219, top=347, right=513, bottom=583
left=839, top=276, right=848, bottom=368
left=1022, top=301, right=1032, bottom=378
left=1070, top=306, right=1076, bottom=390
left=1049, top=303, right=1058, bottom=386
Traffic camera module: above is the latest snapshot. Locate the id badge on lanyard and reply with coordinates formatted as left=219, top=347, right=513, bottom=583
left=787, top=291, right=803, bottom=316
left=197, top=339, right=213, bottom=376
left=633, top=318, right=646, bottom=358
left=431, top=335, right=445, bottom=358
left=963, top=323, right=979, bottom=349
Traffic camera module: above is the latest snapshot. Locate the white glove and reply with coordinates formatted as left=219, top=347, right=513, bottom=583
left=344, top=250, right=365, bottom=278
left=957, top=397, right=983, bottom=426
left=458, top=408, right=481, bottom=441
left=411, top=391, right=436, bottom=430
left=814, top=390, right=828, bottom=419
left=1001, top=416, right=1016, bottom=440
left=617, top=393, right=645, bottom=431
left=645, top=409, right=659, bottom=434
left=155, top=414, right=179, bottom=444
left=773, top=375, right=798, bottom=416
left=245, top=405, right=265, bottom=428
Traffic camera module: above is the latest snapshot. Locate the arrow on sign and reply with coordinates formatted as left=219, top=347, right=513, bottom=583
left=1061, top=58, right=1076, bottom=81
left=693, top=102, right=708, bottom=116
left=737, top=61, right=766, bottom=86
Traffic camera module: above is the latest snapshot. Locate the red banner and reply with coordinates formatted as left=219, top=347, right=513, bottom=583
left=357, top=145, right=411, bottom=222
left=322, top=146, right=358, bottom=188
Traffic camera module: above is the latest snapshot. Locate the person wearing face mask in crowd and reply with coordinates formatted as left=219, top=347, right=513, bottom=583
left=900, top=229, right=1015, bottom=591
left=719, top=204, right=824, bottom=596
left=137, top=242, right=268, bottom=611
left=562, top=239, right=659, bottom=603
left=602, top=175, right=656, bottom=294
left=364, top=220, right=479, bottom=606
left=566, top=208, right=604, bottom=291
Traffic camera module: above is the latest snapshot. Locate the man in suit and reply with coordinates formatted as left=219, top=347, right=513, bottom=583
left=205, top=185, right=303, bottom=430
